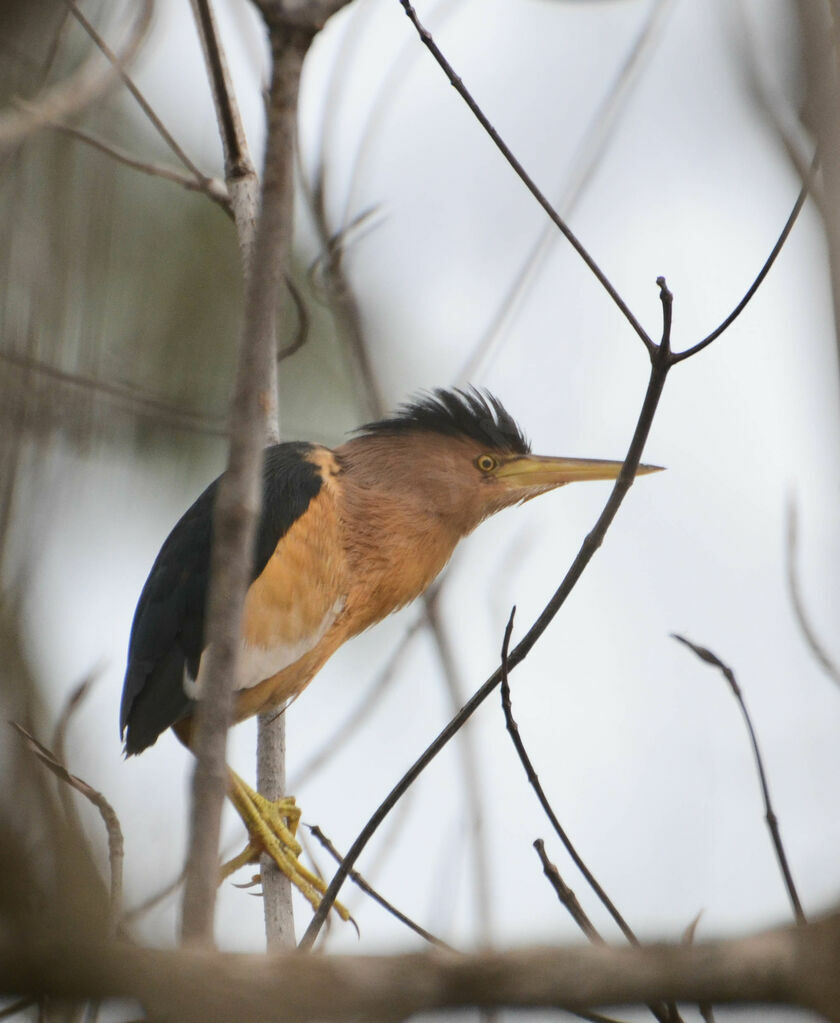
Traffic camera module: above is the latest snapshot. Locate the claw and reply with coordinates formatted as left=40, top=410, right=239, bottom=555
left=224, top=771, right=351, bottom=922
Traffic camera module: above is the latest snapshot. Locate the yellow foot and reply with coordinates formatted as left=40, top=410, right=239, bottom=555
left=222, top=772, right=350, bottom=922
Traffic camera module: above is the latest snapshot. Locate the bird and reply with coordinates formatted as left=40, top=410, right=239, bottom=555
left=121, top=387, right=659, bottom=913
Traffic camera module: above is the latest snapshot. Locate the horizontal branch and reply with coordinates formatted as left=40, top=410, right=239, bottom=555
left=4, top=914, right=839, bottom=1021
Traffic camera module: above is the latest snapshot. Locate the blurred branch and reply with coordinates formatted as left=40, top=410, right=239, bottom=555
left=5, top=912, right=840, bottom=1021
left=10, top=722, right=124, bottom=929
left=50, top=122, right=231, bottom=210
left=500, top=614, right=679, bottom=1023
left=68, top=0, right=208, bottom=187
left=672, top=635, right=806, bottom=925
left=497, top=607, right=633, bottom=936
left=786, top=501, right=840, bottom=687
left=0, top=348, right=229, bottom=437
left=0, top=0, right=153, bottom=154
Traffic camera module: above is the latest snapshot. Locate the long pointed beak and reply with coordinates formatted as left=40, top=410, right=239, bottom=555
left=493, top=454, right=663, bottom=488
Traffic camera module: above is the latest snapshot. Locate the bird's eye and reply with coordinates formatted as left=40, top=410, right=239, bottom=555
left=476, top=454, right=497, bottom=473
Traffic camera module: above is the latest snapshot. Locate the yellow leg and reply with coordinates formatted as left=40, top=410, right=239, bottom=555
left=222, top=771, right=350, bottom=922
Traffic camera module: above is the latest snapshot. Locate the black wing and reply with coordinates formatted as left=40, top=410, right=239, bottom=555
left=121, top=442, right=323, bottom=755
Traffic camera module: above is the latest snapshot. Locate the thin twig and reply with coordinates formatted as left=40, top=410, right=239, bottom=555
left=672, top=635, right=806, bottom=924
left=0, top=0, right=153, bottom=153
left=397, top=0, right=654, bottom=353
left=68, top=1, right=208, bottom=187
left=786, top=501, right=840, bottom=686
left=533, top=839, right=602, bottom=945
left=299, top=280, right=675, bottom=949
left=277, top=276, right=310, bottom=364
left=0, top=347, right=228, bottom=437
left=8, top=915, right=840, bottom=1021
left=51, top=122, right=230, bottom=210
left=670, top=158, right=814, bottom=362
left=307, top=825, right=452, bottom=950
left=52, top=674, right=97, bottom=775
left=51, top=672, right=99, bottom=841
left=458, top=0, right=675, bottom=383
left=10, top=723, right=124, bottom=927
left=501, top=618, right=679, bottom=1023
left=498, top=609, right=635, bottom=943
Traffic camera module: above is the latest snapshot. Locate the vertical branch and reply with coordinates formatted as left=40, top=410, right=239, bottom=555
left=180, top=18, right=308, bottom=947
left=190, top=0, right=291, bottom=947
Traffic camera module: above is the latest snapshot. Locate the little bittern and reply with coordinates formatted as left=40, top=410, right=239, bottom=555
left=121, top=388, right=659, bottom=913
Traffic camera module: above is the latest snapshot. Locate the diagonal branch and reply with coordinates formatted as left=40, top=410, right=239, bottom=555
left=0, top=0, right=153, bottom=153
left=397, top=0, right=655, bottom=353
left=672, top=635, right=806, bottom=925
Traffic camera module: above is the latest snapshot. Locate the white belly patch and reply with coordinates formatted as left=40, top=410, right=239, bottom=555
left=183, top=597, right=345, bottom=698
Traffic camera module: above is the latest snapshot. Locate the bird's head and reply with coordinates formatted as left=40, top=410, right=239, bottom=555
left=337, top=388, right=661, bottom=538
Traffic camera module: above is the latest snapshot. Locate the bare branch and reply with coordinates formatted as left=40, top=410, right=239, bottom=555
left=669, top=166, right=812, bottom=363
left=0, top=348, right=229, bottom=437
left=672, top=635, right=806, bottom=924
left=68, top=0, right=207, bottom=186
left=50, top=122, right=230, bottom=210
left=397, top=0, right=655, bottom=353
left=458, top=0, right=675, bottom=383
left=0, top=0, right=153, bottom=154
left=10, top=723, right=124, bottom=927
left=5, top=914, right=840, bottom=1021
left=499, top=610, right=637, bottom=944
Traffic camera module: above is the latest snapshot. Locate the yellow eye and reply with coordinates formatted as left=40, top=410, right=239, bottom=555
left=476, top=454, right=497, bottom=473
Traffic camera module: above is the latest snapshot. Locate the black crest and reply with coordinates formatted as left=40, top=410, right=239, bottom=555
left=359, top=387, right=530, bottom=454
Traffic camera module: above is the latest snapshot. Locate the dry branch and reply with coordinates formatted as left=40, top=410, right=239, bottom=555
left=0, top=0, right=153, bottom=153
left=4, top=913, right=840, bottom=1022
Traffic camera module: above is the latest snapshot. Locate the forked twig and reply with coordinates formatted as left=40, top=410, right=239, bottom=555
left=672, top=635, right=806, bottom=924
left=10, top=722, right=124, bottom=924
left=307, top=825, right=452, bottom=950
left=51, top=122, right=230, bottom=210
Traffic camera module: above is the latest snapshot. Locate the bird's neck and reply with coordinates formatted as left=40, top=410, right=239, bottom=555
left=337, top=481, right=467, bottom=634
